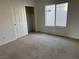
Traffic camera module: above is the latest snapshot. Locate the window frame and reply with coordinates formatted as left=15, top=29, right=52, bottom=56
left=45, top=2, right=68, bottom=27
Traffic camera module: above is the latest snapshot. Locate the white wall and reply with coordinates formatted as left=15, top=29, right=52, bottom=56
left=0, top=0, right=35, bottom=46
left=66, top=0, right=79, bottom=39
left=35, top=0, right=79, bottom=39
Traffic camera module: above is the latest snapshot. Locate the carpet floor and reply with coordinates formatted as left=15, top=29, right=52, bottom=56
left=0, top=33, right=79, bottom=59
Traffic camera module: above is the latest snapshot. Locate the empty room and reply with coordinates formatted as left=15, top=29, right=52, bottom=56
left=0, top=0, right=79, bottom=59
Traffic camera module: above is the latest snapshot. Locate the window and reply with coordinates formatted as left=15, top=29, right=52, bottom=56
left=56, top=3, right=68, bottom=26
left=45, top=3, right=68, bottom=27
left=45, top=5, right=55, bottom=26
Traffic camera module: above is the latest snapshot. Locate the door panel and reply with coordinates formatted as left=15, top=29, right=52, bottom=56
left=12, top=6, right=28, bottom=38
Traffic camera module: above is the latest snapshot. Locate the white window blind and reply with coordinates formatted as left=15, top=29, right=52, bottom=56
left=45, top=5, right=55, bottom=26
left=56, top=3, right=68, bottom=27
left=45, top=3, right=68, bottom=27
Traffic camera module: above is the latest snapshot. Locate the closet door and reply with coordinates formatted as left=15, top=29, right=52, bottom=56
left=12, top=6, right=28, bottom=38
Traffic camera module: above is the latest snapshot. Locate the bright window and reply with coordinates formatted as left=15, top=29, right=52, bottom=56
left=45, top=3, right=68, bottom=27
left=56, top=3, right=68, bottom=27
left=45, top=5, right=55, bottom=26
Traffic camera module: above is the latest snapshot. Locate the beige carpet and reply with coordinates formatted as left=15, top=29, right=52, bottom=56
left=0, top=33, right=79, bottom=59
